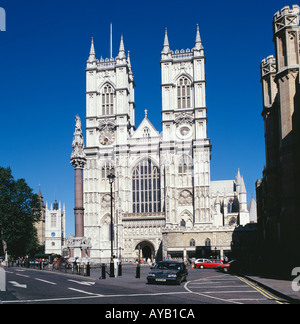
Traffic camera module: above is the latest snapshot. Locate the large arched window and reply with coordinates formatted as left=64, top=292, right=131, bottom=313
left=101, top=84, right=114, bottom=115
left=177, top=76, right=191, bottom=109
left=132, top=159, right=161, bottom=214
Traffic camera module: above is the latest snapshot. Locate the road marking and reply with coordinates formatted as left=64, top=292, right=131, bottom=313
left=68, top=288, right=103, bottom=296
left=228, top=298, right=267, bottom=301
left=184, top=280, right=242, bottom=304
left=16, top=274, right=29, bottom=278
left=1, top=291, right=190, bottom=304
left=236, top=276, right=288, bottom=304
left=34, top=278, right=57, bottom=285
left=67, top=279, right=95, bottom=286
left=8, top=281, right=27, bottom=289
left=194, top=290, right=257, bottom=294
left=188, top=284, right=247, bottom=288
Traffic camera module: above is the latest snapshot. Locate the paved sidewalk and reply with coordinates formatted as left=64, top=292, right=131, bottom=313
left=244, top=274, right=300, bottom=304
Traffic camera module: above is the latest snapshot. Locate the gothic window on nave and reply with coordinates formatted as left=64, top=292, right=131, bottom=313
left=101, top=84, right=114, bottom=115
left=132, top=158, right=161, bottom=214
left=177, top=76, right=191, bottom=109
left=227, top=197, right=239, bottom=213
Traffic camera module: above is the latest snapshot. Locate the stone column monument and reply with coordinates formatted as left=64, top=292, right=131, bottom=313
left=68, top=115, right=91, bottom=262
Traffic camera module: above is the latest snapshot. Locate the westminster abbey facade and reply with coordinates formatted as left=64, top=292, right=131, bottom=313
left=82, top=26, right=250, bottom=263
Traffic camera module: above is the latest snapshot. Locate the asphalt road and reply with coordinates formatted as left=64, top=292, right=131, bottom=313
left=0, top=265, right=289, bottom=307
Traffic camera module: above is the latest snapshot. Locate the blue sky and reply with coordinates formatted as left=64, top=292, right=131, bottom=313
left=0, top=0, right=296, bottom=237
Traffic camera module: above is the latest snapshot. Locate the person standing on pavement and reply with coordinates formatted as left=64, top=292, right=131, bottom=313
left=113, top=255, right=118, bottom=277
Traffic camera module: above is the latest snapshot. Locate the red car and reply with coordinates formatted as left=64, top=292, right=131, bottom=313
left=216, top=260, right=237, bottom=273
left=195, top=259, right=223, bottom=269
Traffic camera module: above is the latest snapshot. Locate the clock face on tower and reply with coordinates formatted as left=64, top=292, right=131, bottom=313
left=99, top=129, right=115, bottom=145
left=176, top=124, right=192, bottom=140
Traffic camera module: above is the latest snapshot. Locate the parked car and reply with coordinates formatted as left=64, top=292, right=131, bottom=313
left=216, top=260, right=237, bottom=273
left=195, top=259, right=223, bottom=269
left=147, top=261, right=188, bottom=285
left=194, top=258, right=208, bottom=268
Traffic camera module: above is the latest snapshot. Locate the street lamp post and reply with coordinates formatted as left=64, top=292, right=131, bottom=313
left=107, top=170, right=115, bottom=277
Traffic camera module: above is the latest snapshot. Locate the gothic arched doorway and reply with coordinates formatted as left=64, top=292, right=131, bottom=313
left=135, top=241, right=155, bottom=261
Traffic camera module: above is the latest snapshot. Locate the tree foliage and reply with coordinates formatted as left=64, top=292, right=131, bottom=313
left=0, top=167, right=41, bottom=258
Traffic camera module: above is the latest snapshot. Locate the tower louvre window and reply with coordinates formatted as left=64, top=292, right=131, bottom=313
left=101, top=84, right=114, bottom=115
left=177, top=77, right=191, bottom=109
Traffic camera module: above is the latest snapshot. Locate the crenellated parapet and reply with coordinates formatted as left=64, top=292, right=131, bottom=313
left=273, top=4, right=299, bottom=34
left=260, top=55, right=278, bottom=110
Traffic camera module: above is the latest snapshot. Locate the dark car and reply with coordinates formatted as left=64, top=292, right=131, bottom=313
left=147, top=261, right=188, bottom=285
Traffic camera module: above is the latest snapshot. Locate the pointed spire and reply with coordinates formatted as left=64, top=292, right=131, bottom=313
left=127, top=50, right=133, bottom=75
left=161, top=28, right=171, bottom=54
left=240, top=176, right=247, bottom=194
left=38, top=184, right=43, bottom=198
left=195, top=24, right=201, bottom=42
left=127, top=51, right=131, bottom=66
left=236, top=168, right=241, bottom=184
left=88, top=37, right=96, bottom=62
left=117, top=34, right=126, bottom=59
left=193, top=24, right=204, bottom=51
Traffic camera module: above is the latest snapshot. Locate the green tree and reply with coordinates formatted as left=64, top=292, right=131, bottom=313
left=0, top=167, right=41, bottom=258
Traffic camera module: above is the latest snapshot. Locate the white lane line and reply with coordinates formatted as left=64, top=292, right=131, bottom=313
left=184, top=280, right=242, bottom=304
left=16, top=274, right=29, bottom=278
left=68, top=288, right=103, bottom=296
left=2, top=291, right=190, bottom=304
left=34, top=278, right=57, bottom=285
left=67, top=279, right=95, bottom=286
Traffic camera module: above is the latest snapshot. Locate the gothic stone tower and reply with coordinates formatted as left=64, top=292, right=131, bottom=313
left=257, top=4, right=300, bottom=273
left=84, top=36, right=136, bottom=261
left=160, top=26, right=211, bottom=229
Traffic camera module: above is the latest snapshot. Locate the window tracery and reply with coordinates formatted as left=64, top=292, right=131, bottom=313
left=101, top=84, right=114, bottom=115
left=132, top=159, right=161, bottom=214
left=177, top=76, right=191, bottom=109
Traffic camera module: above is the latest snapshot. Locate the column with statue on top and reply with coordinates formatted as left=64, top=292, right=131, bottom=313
left=67, top=115, right=91, bottom=263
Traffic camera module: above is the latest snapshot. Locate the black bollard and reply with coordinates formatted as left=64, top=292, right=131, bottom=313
left=87, top=263, right=90, bottom=277
left=109, top=260, right=114, bottom=277
left=101, top=263, right=106, bottom=279
left=118, top=263, right=122, bottom=277
left=136, top=263, right=140, bottom=278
